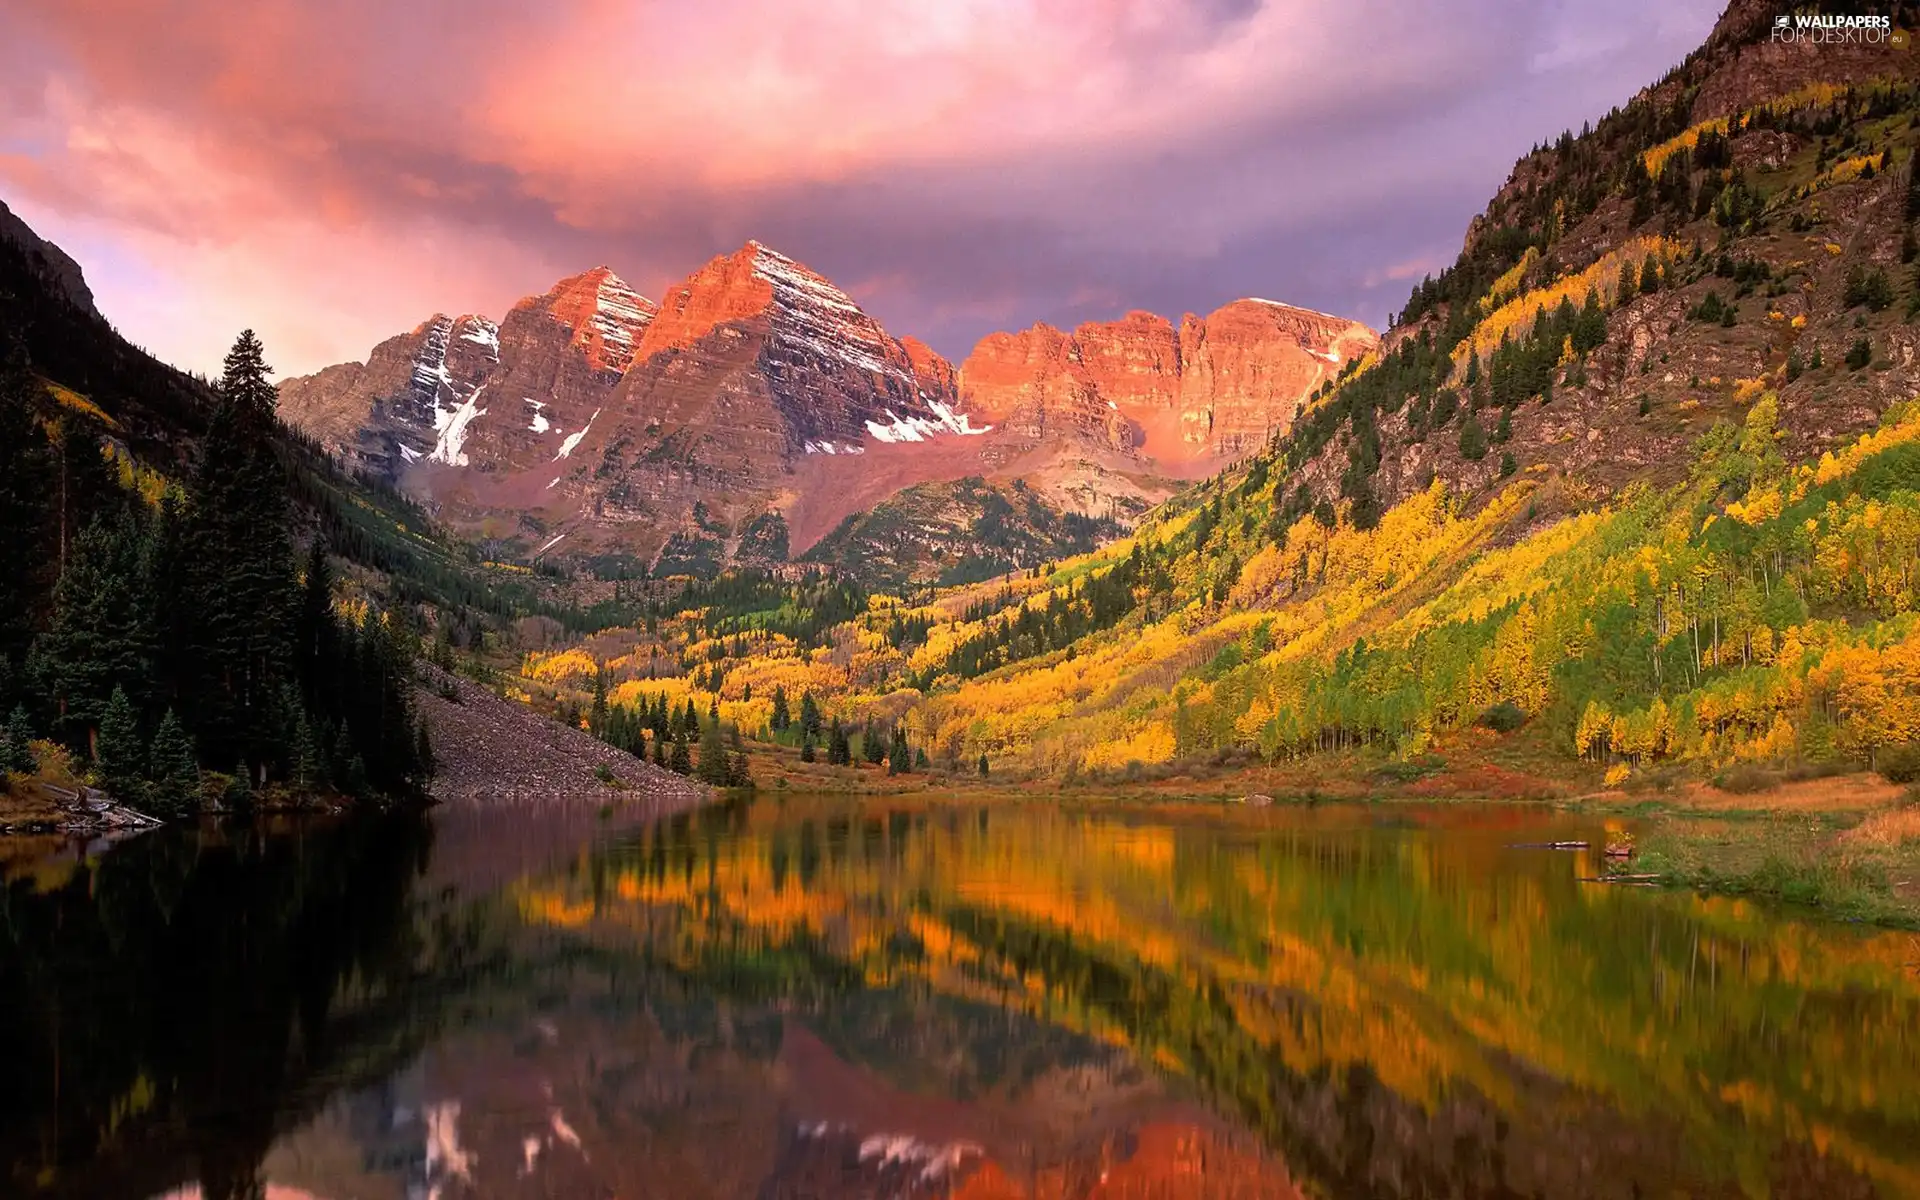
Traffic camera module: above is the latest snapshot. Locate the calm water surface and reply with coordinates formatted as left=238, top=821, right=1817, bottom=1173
left=3, top=796, right=1919, bottom=1199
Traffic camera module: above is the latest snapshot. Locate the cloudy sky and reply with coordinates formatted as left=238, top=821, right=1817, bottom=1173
left=1, top=0, right=1722, bottom=377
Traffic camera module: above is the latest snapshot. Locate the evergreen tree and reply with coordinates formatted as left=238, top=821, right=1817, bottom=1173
left=147, top=708, right=200, bottom=818
left=290, top=703, right=323, bottom=790
left=183, top=331, right=295, bottom=781
left=590, top=671, right=609, bottom=737
left=1639, top=254, right=1661, bottom=294
left=1616, top=258, right=1638, bottom=306
left=770, top=685, right=791, bottom=733
left=652, top=732, right=667, bottom=768
left=93, top=685, right=144, bottom=800
left=800, top=733, right=816, bottom=763
left=977, top=752, right=990, bottom=778
left=863, top=719, right=886, bottom=765
left=669, top=733, right=692, bottom=775
left=1847, top=335, right=1873, bottom=370
left=37, top=519, right=153, bottom=756
left=827, top=717, right=850, bottom=766
left=1, top=705, right=34, bottom=774
left=696, top=717, right=730, bottom=786
left=1458, top=415, right=1489, bottom=462
left=799, top=691, right=822, bottom=739
left=888, top=727, right=911, bottom=776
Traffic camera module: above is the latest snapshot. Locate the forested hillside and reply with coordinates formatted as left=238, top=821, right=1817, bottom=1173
left=496, top=2, right=1920, bottom=791
left=0, top=332, right=432, bottom=807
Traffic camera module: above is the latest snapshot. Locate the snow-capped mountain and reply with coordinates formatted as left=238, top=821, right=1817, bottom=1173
left=278, top=242, right=1374, bottom=576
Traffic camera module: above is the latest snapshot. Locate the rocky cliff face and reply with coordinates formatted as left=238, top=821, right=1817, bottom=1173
left=0, top=198, right=96, bottom=317
left=279, top=241, right=1374, bottom=577
left=959, top=301, right=1376, bottom=465
left=277, top=266, right=656, bottom=487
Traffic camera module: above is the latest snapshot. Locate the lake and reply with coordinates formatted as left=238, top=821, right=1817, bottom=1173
left=3, top=795, right=1918, bottom=1198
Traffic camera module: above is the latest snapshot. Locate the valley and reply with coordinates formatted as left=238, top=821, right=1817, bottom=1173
left=11, top=2, right=1920, bottom=1195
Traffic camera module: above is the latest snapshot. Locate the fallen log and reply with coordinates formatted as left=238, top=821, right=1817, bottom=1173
left=1507, top=840, right=1589, bottom=850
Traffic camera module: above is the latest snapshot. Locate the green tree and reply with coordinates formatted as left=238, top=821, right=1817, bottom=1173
left=770, top=685, right=791, bottom=733
left=1616, top=258, right=1638, bottom=306
left=799, top=691, right=822, bottom=739
left=590, top=671, right=609, bottom=737
left=37, top=520, right=152, bottom=757
left=93, top=685, right=144, bottom=800
left=147, top=708, right=200, bottom=818
left=1847, top=335, right=1873, bottom=370
left=1458, top=414, right=1488, bottom=462
left=978, top=752, right=990, bottom=778
left=888, top=727, right=911, bottom=776
left=827, top=717, right=851, bottom=766
left=696, top=717, right=729, bottom=786
left=184, top=331, right=295, bottom=781
left=669, top=733, right=692, bottom=775
left=0, top=711, right=32, bottom=775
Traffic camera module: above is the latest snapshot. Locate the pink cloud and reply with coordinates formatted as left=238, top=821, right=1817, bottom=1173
left=0, top=0, right=1724, bottom=375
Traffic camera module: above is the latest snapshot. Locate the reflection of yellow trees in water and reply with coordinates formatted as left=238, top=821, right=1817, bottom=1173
left=513, top=804, right=1920, bottom=1195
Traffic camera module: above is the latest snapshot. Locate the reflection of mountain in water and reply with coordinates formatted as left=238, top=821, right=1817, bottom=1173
left=4, top=798, right=1918, bottom=1199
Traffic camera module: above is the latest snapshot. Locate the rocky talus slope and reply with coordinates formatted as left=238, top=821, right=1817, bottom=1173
left=416, top=665, right=706, bottom=807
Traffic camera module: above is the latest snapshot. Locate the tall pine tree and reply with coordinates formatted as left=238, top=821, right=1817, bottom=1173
left=183, top=331, right=296, bottom=781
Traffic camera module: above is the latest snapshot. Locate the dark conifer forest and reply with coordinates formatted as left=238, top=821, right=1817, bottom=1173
left=0, top=328, right=432, bottom=809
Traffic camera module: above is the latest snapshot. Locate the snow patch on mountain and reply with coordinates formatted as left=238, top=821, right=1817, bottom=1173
left=865, top=399, right=991, bottom=445
left=431, top=383, right=488, bottom=466
left=458, top=316, right=500, bottom=361
left=556, top=409, right=598, bottom=460
left=525, top=398, right=551, bottom=433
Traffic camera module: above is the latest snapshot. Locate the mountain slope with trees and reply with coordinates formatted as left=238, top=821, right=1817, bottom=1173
left=488, top=2, right=1920, bottom=808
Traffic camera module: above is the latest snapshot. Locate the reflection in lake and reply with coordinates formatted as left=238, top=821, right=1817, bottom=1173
left=4, top=797, right=1919, bottom=1198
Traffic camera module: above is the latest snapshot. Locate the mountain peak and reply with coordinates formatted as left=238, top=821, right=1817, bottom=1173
left=537, top=265, right=657, bottom=373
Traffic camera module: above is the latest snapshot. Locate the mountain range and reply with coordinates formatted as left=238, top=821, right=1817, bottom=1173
left=278, top=240, right=1376, bottom=578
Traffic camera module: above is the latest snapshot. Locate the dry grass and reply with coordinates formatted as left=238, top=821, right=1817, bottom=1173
left=1673, top=772, right=1905, bottom=813
left=1839, top=805, right=1920, bottom=851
